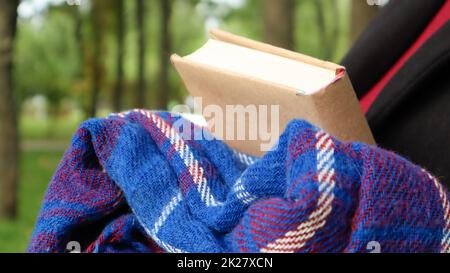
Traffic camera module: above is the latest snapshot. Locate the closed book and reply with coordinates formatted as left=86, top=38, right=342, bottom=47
left=171, top=29, right=375, bottom=156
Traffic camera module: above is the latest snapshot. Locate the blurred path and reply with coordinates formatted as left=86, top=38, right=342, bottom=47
left=21, top=140, right=70, bottom=151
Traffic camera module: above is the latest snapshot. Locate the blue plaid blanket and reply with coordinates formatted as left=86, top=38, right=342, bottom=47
left=28, top=110, right=450, bottom=253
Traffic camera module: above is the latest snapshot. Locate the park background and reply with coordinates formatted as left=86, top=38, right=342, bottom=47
left=0, top=0, right=383, bottom=252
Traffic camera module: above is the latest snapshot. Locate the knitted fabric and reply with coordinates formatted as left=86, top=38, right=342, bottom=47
left=28, top=110, right=450, bottom=253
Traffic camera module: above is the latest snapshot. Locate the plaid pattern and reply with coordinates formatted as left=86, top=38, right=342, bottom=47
left=28, top=110, right=450, bottom=253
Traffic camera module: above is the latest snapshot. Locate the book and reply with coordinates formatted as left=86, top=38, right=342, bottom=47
left=171, top=29, right=375, bottom=157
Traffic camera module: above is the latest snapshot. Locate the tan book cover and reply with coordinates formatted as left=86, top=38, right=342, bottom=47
left=171, top=29, right=376, bottom=157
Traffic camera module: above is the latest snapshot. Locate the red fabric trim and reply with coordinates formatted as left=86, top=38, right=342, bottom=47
left=360, top=0, right=450, bottom=113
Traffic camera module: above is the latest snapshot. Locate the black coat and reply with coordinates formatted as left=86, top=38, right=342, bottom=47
left=342, top=0, right=450, bottom=187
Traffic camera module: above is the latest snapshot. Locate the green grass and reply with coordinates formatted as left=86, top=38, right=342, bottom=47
left=20, top=115, right=81, bottom=140
left=0, top=149, right=64, bottom=253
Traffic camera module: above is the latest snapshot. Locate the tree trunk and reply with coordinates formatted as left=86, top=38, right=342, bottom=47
left=89, top=1, right=104, bottom=118
left=136, top=0, right=146, bottom=109
left=158, top=0, right=172, bottom=110
left=0, top=0, right=19, bottom=219
left=113, top=0, right=125, bottom=112
left=351, top=0, right=379, bottom=43
left=263, top=0, right=295, bottom=50
left=75, top=6, right=84, bottom=79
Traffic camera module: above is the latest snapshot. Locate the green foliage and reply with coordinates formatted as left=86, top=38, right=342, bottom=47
left=221, top=0, right=264, bottom=40
left=14, top=0, right=352, bottom=115
left=14, top=8, right=81, bottom=110
left=295, top=0, right=350, bottom=62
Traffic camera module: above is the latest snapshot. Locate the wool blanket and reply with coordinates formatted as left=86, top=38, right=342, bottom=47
left=28, top=110, right=450, bottom=253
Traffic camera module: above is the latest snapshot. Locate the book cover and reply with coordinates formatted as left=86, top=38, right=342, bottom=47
left=171, top=29, right=375, bottom=156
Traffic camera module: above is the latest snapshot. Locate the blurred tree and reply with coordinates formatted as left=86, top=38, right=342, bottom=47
left=75, top=6, right=85, bottom=82
left=314, top=0, right=340, bottom=60
left=15, top=6, right=80, bottom=115
left=113, top=0, right=125, bottom=112
left=351, top=0, right=379, bottom=42
left=89, top=0, right=104, bottom=117
left=136, top=0, right=146, bottom=108
left=74, top=3, right=89, bottom=115
left=88, top=0, right=103, bottom=117
left=158, top=0, right=172, bottom=110
left=168, top=0, right=210, bottom=106
left=263, top=0, right=295, bottom=50
left=220, top=0, right=263, bottom=41
left=0, top=0, right=19, bottom=219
